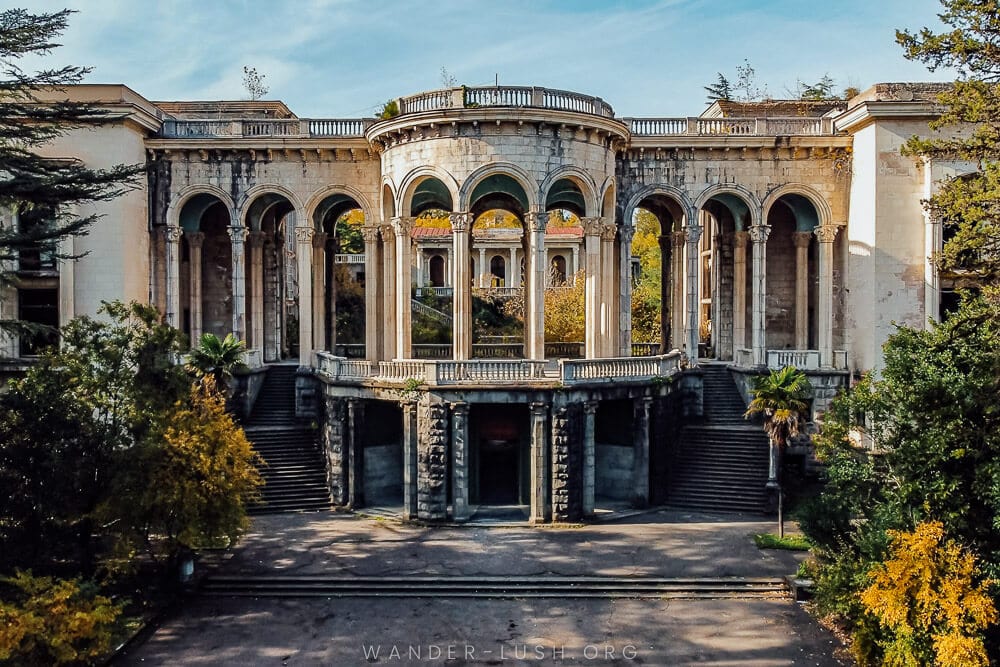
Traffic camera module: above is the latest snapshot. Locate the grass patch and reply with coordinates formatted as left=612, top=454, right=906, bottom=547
left=753, top=533, right=811, bottom=551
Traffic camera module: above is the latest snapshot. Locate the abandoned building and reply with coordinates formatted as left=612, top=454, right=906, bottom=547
left=0, top=82, right=960, bottom=521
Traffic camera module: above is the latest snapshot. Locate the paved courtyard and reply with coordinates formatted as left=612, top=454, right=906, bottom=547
left=116, top=510, right=849, bottom=665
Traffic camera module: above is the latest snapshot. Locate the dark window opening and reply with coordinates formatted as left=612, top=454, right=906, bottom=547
left=18, top=288, right=59, bottom=355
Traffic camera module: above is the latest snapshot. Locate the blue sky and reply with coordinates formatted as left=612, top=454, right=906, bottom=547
left=24, top=0, right=953, bottom=118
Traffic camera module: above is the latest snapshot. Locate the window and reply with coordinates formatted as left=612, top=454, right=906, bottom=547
left=18, top=288, right=58, bottom=355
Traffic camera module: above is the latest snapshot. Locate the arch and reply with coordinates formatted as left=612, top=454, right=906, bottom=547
left=459, top=162, right=539, bottom=213
left=398, top=166, right=460, bottom=217
left=760, top=183, right=833, bottom=229
left=623, top=184, right=693, bottom=232
left=694, top=184, right=760, bottom=229
left=241, top=186, right=302, bottom=231
left=490, top=255, right=506, bottom=286
left=539, top=167, right=598, bottom=217
left=549, top=254, right=567, bottom=285
left=429, top=254, right=446, bottom=287
left=381, top=180, right=396, bottom=222
left=600, top=179, right=616, bottom=218
left=304, top=184, right=376, bottom=230
left=167, top=184, right=236, bottom=229
left=242, top=184, right=303, bottom=217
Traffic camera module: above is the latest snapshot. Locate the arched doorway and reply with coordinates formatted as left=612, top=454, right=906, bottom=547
left=177, top=193, right=233, bottom=349
left=245, top=192, right=295, bottom=361
left=765, top=193, right=820, bottom=352
left=313, top=194, right=366, bottom=358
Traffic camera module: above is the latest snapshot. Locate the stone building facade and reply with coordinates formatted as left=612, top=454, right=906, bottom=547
left=0, top=82, right=961, bottom=521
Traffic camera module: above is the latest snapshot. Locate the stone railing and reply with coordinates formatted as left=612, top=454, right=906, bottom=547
left=766, top=349, right=821, bottom=370
left=415, top=287, right=454, bottom=298
left=393, top=86, right=614, bottom=119
left=378, top=360, right=425, bottom=381
left=833, top=350, right=849, bottom=370
left=472, top=286, right=520, bottom=298
left=471, top=343, right=523, bottom=359
left=559, top=353, right=681, bottom=385
left=631, top=342, right=660, bottom=357
left=626, top=116, right=835, bottom=137
left=545, top=341, right=584, bottom=359
left=316, top=353, right=375, bottom=380
left=160, top=118, right=374, bottom=139
left=333, top=343, right=366, bottom=358
left=334, top=253, right=365, bottom=264
left=428, top=359, right=547, bottom=385
left=412, top=344, right=452, bottom=359
left=734, top=348, right=756, bottom=367
left=242, top=349, right=263, bottom=369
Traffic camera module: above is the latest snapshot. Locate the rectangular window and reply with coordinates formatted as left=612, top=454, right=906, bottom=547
left=18, top=288, right=59, bottom=355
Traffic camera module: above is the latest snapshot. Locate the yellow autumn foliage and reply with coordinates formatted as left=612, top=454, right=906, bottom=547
left=0, top=572, right=122, bottom=665
left=860, top=521, right=996, bottom=667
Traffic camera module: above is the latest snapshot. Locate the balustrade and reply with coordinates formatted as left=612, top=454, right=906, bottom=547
left=334, top=253, right=365, bottom=264
left=631, top=342, right=659, bottom=357
left=766, top=349, right=821, bottom=370
left=430, top=360, right=547, bottom=385
left=559, top=353, right=681, bottom=384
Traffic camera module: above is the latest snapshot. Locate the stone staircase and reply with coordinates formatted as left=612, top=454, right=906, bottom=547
left=244, top=365, right=331, bottom=514
left=669, top=363, right=770, bottom=513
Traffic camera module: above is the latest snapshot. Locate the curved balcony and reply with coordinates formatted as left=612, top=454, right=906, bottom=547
left=392, top=86, right=614, bottom=118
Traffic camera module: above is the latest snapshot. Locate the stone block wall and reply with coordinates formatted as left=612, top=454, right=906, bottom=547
left=551, top=405, right=583, bottom=522
left=416, top=401, right=449, bottom=520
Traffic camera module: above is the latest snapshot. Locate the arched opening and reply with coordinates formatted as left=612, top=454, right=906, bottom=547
left=408, top=177, right=455, bottom=360
left=542, top=186, right=585, bottom=358
left=429, top=254, right=446, bottom=287
left=630, top=194, right=686, bottom=356
left=314, top=194, right=366, bottom=358
left=471, top=205, right=524, bottom=358
left=549, top=255, right=567, bottom=285
left=177, top=194, right=233, bottom=349
left=245, top=193, right=295, bottom=361
left=698, top=192, right=752, bottom=360
left=490, top=255, right=506, bottom=286
left=765, top=193, right=820, bottom=352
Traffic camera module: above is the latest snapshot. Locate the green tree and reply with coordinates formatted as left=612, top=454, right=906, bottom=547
left=797, top=74, right=838, bottom=100
left=897, top=0, right=1000, bottom=284
left=241, top=65, right=268, bottom=101
left=187, top=332, right=246, bottom=389
left=0, top=9, right=143, bottom=339
left=744, top=366, right=810, bottom=537
left=704, top=72, right=733, bottom=103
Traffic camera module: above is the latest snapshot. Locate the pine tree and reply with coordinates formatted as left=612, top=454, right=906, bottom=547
left=0, top=9, right=143, bottom=337
left=704, top=72, right=733, bottom=103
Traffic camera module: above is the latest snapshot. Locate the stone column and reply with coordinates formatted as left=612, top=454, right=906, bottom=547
left=152, top=226, right=167, bottom=316
left=618, top=224, right=634, bottom=356
left=228, top=224, right=247, bottom=342
left=324, top=396, right=348, bottom=505
left=294, top=226, right=314, bottom=365
left=164, top=226, right=182, bottom=328
left=346, top=398, right=364, bottom=508
left=186, top=232, right=204, bottom=346
left=526, top=211, right=547, bottom=360
left=415, top=249, right=425, bottom=288
left=815, top=225, right=839, bottom=367
left=401, top=401, right=418, bottom=519
left=582, top=217, right=602, bottom=359
left=685, top=225, right=702, bottom=362
left=793, top=231, right=812, bottom=350
left=571, top=244, right=580, bottom=281
left=732, top=230, right=749, bottom=359
left=633, top=397, right=652, bottom=506
left=450, top=401, right=470, bottom=522
left=312, top=232, right=328, bottom=353
left=248, top=231, right=265, bottom=351
left=671, top=231, right=686, bottom=351
left=478, top=247, right=487, bottom=287
left=657, top=234, right=672, bottom=354
left=393, top=217, right=414, bottom=359
left=599, top=222, right=617, bottom=358
left=417, top=401, right=448, bottom=521
left=510, top=246, right=520, bottom=288
left=450, top=212, right=473, bottom=360
left=582, top=401, right=597, bottom=516
left=529, top=401, right=550, bottom=523
left=551, top=405, right=582, bottom=522
left=749, top=224, right=771, bottom=365
left=380, top=223, right=397, bottom=360
left=362, top=225, right=381, bottom=361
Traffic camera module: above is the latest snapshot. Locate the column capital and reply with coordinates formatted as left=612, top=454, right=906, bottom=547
left=449, top=401, right=469, bottom=415
left=529, top=401, right=550, bottom=415
left=583, top=400, right=598, bottom=415
left=671, top=230, right=687, bottom=248
left=312, top=231, right=329, bottom=249
left=449, top=211, right=473, bottom=232
left=814, top=224, right=840, bottom=243
left=247, top=230, right=266, bottom=248
left=228, top=225, right=247, bottom=243
left=378, top=223, right=395, bottom=240
left=684, top=225, right=703, bottom=245
left=526, top=210, right=548, bottom=233
left=792, top=230, right=813, bottom=248
left=733, top=229, right=750, bottom=247
left=619, top=224, right=634, bottom=245
left=294, top=226, right=314, bottom=244
left=581, top=216, right=602, bottom=236
left=392, top=215, right=415, bottom=236
left=185, top=231, right=205, bottom=248
left=748, top=224, right=772, bottom=244
left=165, top=225, right=182, bottom=243
left=361, top=225, right=381, bottom=244
left=600, top=223, right=617, bottom=241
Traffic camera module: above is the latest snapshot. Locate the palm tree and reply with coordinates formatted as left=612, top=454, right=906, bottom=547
left=744, top=365, right=810, bottom=537
left=187, top=333, right=247, bottom=391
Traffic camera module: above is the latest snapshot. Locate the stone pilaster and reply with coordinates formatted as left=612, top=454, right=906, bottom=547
left=526, top=211, right=547, bottom=360
left=685, top=225, right=703, bottom=362
left=294, top=226, right=314, bottom=365
left=324, top=396, right=348, bottom=505
left=732, top=230, right=749, bottom=358
left=793, top=231, right=812, bottom=350
left=186, top=231, right=205, bottom=346
left=228, top=225, right=247, bottom=342
left=749, top=224, right=772, bottom=365
left=417, top=401, right=449, bottom=520
left=450, top=212, right=473, bottom=360
left=618, top=224, right=634, bottom=356
left=347, top=398, right=364, bottom=508
left=380, top=223, right=396, bottom=360
left=582, top=217, right=602, bottom=359
left=362, top=225, right=381, bottom=361
left=582, top=401, right=597, bottom=516
left=633, top=397, right=652, bottom=506
left=529, top=401, right=551, bottom=523
left=393, top=216, right=414, bottom=359
left=248, top=231, right=266, bottom=351
left=551, top=405, right=582, bottom=522
left=478, top=246, right=487, bottom=287
left=599, top=222, right=617, bottom=358
left=164, top=226, right=182, bottom=328
left=671, top=231, right=686, bottom=352
left=401, top=401, right=418, bottom=519
left=815, top=225, right=839, bottom=367
left=312, top=232, right=328, bottom=353
left=657, top=233, right=673, bottom=353
left=450, top=401, right=470, bottom=522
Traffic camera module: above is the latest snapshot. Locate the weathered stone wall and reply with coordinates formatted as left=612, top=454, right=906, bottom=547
left=550, top=405, right=583, bottom=522
left=364, top=443, right=404, bottom=505
left=323, top=396, right=347, bottom=505
left=416, top=401, right=449, bottom=520
left=595, top=444, right=634, bottom=500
